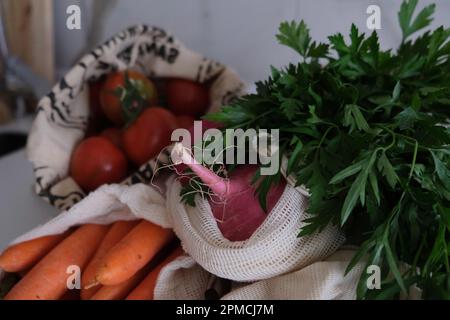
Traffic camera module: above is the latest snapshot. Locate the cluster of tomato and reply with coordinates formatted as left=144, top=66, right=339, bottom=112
left=70, top=70, right=209, bottom=193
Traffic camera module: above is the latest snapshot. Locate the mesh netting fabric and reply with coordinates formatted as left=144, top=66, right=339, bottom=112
left=166, top=177, right=345, bottom=282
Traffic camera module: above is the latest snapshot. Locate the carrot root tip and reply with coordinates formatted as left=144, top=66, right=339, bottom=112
left=84, top=281, right=100, bottom=290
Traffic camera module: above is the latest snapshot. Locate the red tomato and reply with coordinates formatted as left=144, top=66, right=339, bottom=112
left=70, top=137, right=128, bottom=192
left=123, top=107, right=178, bottom=166
left=100, top=128, right=123, bottom=150
left=176, top=115, right=195, bottom=129
left=166, top=78, right=209, bottom=117
left=100, top=70, right=158, bottom=126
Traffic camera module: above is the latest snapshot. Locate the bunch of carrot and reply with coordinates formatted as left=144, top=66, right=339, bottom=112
left=0, top=220, right=183, bottom=300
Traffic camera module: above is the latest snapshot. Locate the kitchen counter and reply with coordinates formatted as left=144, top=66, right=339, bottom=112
left=0, top=117, right=58, bottom=250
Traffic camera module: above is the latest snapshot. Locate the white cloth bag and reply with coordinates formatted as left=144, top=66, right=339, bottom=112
left=26, top=25, right=245, bottom=211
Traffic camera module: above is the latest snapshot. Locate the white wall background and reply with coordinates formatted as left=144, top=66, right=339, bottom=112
left=54, top=0, right=450, bottom=84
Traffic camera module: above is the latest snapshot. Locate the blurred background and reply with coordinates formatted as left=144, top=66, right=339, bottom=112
left=0, top=0, right=448, bottom=248
left=54, top=0, right=449, bottom=84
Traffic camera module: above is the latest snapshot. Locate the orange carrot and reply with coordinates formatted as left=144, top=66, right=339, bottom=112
left=81, top=220, right=139, bottom=300
left=5, top=224, right=109, bottom=300
left=126, top=246, right=184, bottom=300
left=90, top=263, right=151, bottom=300
left=96, top=220, right=174, bottom=286
left=0, top=231, right=70, bottom=273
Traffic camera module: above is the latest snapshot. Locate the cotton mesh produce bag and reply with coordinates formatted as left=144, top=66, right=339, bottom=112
left=26, top=25, right=245, bottom=211
left=165, top=176, right=345, bottom=282
left=153, top=249, right=365, bottom=300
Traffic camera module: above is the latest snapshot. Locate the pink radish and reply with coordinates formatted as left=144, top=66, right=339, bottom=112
left=174, top=120, right=222, bottom=184
left=171, top=143, right=286, bottom=241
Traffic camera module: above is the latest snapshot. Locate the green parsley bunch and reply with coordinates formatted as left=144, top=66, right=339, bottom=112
left=205, top=0, right=450, bottom=299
